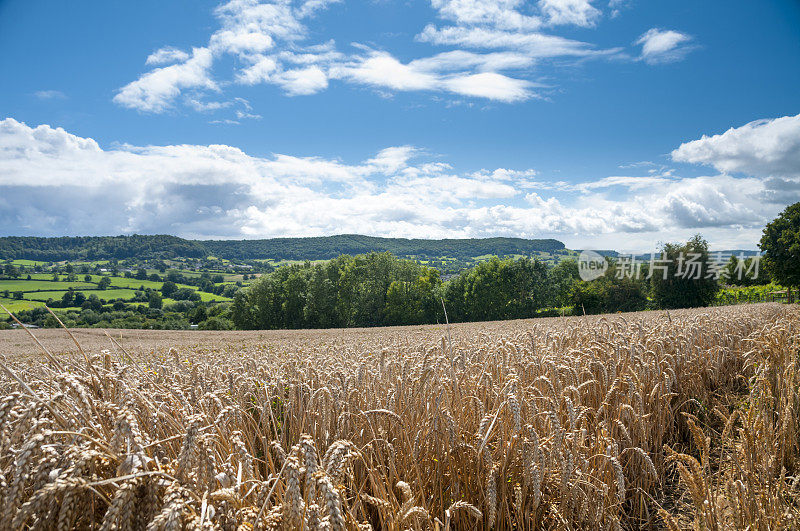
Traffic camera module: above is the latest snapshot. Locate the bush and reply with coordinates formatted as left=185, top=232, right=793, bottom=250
left=199, top=317, right=233, bottom=330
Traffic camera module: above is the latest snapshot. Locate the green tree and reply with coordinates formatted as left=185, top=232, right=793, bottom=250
left=148, top=291, right=163, bottom=309
left=191, top=305, right=207, bottom=323
left=13, top=291, right=23, bottom=300
left=650, top=235, right=719, bottom=309
left=760, top=202, right=800, bottom=288
left=448, top=257, right=548, bottom=322
left=61, top=290, right=75, bottom=307
left=199, top=316, right=233, bottom=330
left=74, top=292, right=86, bottom=306
left=572, top=274, right=648, bottom=315
left=4, top=264, right=20, bottom=278
left=97, top=276, right=111, bottom=290
left=86, top=294, right=103, bottom=311
left=84, top=274, right=92, bottom=282
left=384, top=269, right=441, bottom=325
left=161, top=281, right=178, bottom=298
left=546, top=259, right=580, bottom=308
left=303, top=266, right=339, bottom=328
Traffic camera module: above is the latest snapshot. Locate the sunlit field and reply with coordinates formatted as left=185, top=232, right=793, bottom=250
left=0, top=303, right=798, bottom=529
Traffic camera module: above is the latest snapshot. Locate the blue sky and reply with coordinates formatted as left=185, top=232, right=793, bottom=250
left=1, top=0, right=799, bottom=251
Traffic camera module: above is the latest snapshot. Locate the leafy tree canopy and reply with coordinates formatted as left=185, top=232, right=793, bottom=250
left=760, top=202, right=800, bottom=287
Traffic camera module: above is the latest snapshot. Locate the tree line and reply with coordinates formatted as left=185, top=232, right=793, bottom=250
left=0, top=234, right=566, bottom=262
left=231, top=234, right=772, bottom=330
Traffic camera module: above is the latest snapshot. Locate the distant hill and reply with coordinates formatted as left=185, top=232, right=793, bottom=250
left=0, top=235, right=207, bottom=261
left=202, top=234, right=566, bottom=260
left=0, top=234, right=566, bottom=262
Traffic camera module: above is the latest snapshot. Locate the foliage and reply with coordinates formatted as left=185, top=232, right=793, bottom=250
left=0, top=234, right=207, bottom=261
left=232, top=253, right=443, bottom=329
left=571, top=273, right=648, bottom=315
left=650, top=235, right=719, bottom=309
left=443, top=256, right=549, bottom=322
left=723, top=255, right=770, bottom=286
left=760, top=201, right=800, bottom=287
left=0, top=234, right=566, bottom=262
left=204, top=234, right=566, bottom=261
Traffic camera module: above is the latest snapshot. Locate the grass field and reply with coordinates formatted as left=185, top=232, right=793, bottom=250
left=0, top=275, right=231, bottom=309
left=105, top=277, right=165, bottom=290
left=0, top=280, right=96, bottom=292
left=194, top=290, right=231, bottom=302
left=0, top=303, right=797, bottom=529
left=7, top=259, right=48, bottom=266
left=0, top=297, right=45, bottom=312
left=25, top=288, right=138, bottom=301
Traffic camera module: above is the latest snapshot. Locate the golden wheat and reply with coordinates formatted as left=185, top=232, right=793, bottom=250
left=0, top=304, right=798, bottom=529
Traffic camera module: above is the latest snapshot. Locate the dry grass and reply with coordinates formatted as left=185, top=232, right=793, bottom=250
left=0, top=303, right=798, bottom=529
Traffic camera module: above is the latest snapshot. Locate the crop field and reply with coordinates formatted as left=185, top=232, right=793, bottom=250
left=0, top=304, right=797, bottom=529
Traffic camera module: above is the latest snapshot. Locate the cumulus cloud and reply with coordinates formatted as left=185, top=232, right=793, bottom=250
left=635, top=28, right=694, bottom=64
left=672, top=113, right=800, bottom=178
left=146, top=47, right=191, bottom=65
left=538, top=0, right=601, bottom=28
left=0, top=117, right=785, bottom=250
left=114, top=48, right=218, bottom=112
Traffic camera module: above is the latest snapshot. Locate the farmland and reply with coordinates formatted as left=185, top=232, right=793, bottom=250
left=0, top=258, right=238, bottom=329
left=0, top=303, right=796, bottom=529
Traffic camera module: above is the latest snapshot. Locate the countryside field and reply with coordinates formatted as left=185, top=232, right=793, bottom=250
left=0, top=303, right=797, bottom=529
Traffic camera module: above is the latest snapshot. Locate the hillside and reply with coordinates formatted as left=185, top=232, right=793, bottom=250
left=0, top=234, right=566, bottom=261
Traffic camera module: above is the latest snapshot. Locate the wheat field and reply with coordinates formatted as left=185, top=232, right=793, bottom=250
left=0, top=303, right=798, bottom=530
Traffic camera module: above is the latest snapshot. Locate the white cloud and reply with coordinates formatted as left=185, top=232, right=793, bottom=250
left=409, top=50, right=535, bottom=73
left=146, top=47, right=191, bottom=65
left=576, top=174, right=674, bottom=191
left=237, top=55, right=279, bottom=85
left=417, top=25, right=618, bottom=58
left=334, top=53, right=439, bottom=92
left=114, top=48, right=218, bottom=112
left=538, top=0, right=601, bottom=28
left=33, top=90, right=67, bottom=100
left=114, top=0, right=629, bottom=112
left=428, top=0, right=543, bottom=30
left=635, top=28, right=693, bottom=64
left=672, top=113, right=800, bottom=178
left=0, top=118, right=785, bottom=250
left=210, top=30, right=275, bottom=55
left=443, top=72, right=533, bottom=102
left=331, top=50, right=536, bottom=101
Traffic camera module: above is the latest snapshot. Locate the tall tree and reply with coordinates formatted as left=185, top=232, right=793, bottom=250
left=760, top=202, right=800, bottom=288
left=650, top=235, right=719, bottom=309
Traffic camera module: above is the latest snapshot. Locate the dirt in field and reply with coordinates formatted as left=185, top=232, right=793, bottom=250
left=0, top=303, right=783, bottom=360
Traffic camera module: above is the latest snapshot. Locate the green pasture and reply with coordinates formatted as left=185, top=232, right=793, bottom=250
left=196, top=291, right=231, bottom=302
left=0, top=298, right=46, bottom=313
left=0, top=280, right=96, bottom=292
left=26, top=289, right=138, bottom=302
left=27, top=273, right=59, bottom=280
left=7, top=259, right=48, bottom=266
left=108, top=277, right=164, bottom=290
